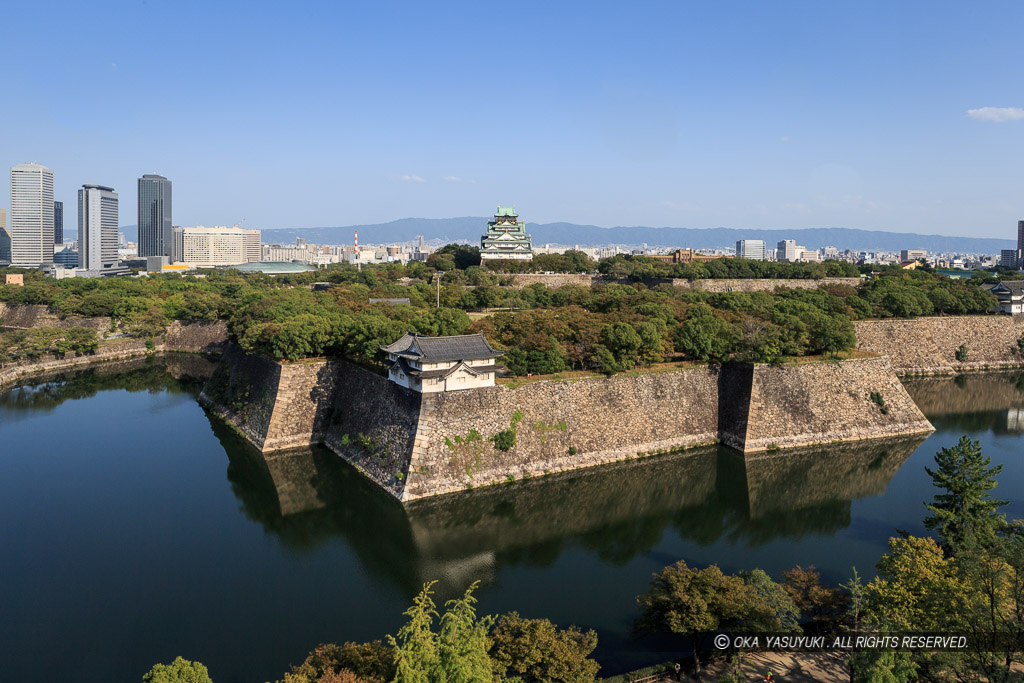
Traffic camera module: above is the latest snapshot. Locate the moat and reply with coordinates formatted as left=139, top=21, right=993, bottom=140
left=1, top=356, right=1023, bottom=682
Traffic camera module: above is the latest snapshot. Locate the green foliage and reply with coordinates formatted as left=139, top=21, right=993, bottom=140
left=635, top=560, right=780, bottom=672
left=388, top=581, right=494, bottom=683
left=0, top=326, right=99, bottom=365
left=491, top=429, right=516, bottom=452
left=488, top=612, right=600, bottom=683
left=278, top=641, right=395, bottom=683
left=849, top=650, right=918, bottom=683
left=739, top=569, right=801, bottom=632
left=924, top=435, right=1008, bottom=552
left=673, top=306, right=738, bottom=362
left=955, top=344, right=969, bottom=362
left=141, top=656, right=212, bottom=683
left=781, top=565, right=848, bottom=627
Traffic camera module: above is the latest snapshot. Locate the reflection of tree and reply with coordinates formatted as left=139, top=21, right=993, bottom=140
left=905, top=373, right=1024, bottom=435
left=0, top=354, right=214, bottom=414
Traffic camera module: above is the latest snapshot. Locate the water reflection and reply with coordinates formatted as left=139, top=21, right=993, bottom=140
left=0, top=354, right=216, bottom=417
left=218, top=426, right=922, bottom=594
left=904, top=372, right=1024, bottom=434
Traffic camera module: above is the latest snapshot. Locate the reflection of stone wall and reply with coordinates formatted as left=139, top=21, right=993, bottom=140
left=855, top=317, right=1024, bottom=375
left=673, top=278, right=862, bottom=292
left=742, top=438, right=920, bottom=518
left=903, top=373, right=1024, bottom=416
left=725, top=358, right=933, bottom=453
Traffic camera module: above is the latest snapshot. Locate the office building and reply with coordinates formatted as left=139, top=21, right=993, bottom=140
left=53, top=244, right=78, bottom=268
left=0, top=208, right=8, bottom=264
left=138, top=174, right=173, bottom=258
left=900, top=249, right=927, bottom=262
left=10, top=163, right=55, bottom=266
left=736, top=239, right=766, bottom=260
left=1000, top=249, right=1019, bottom=270
left=776, top=240, right=798, bottom=263
left=171, top=226, right=261, bottom=267
left=78, top=185, right=119, bottom=271
left=53, top=201, right=63, bottom=245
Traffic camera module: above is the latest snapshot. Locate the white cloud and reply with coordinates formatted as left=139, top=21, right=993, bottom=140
left=781, top=136, right=791, bottom=142
left=966, top=106, right=1024, bottom=123
left=443, top=176, right=476, bottom=184
left=394, top=174, right=425, bottom=183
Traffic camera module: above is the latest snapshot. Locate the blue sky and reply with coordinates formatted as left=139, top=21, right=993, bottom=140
left=3, top=0, right=1023, bottom=238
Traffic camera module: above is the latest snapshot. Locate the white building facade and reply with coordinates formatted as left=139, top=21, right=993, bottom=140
left=10, top=163, right=55, bottom=266
left=381, top=332, right=502, bottom=393
left=736, top=239, right=766, bottom=260
left=171, top=226, right=261, bottom=267
left=78, top=185, right=119, bottom=271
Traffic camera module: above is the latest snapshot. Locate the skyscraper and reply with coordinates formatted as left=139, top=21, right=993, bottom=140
left=1017, top=220, right=1024, bottom=269
left=79, top=185, right=119, bottom=271
left=137, top=174, right=172, bottom=258
left=10, top=163, right=55, bottom=266
left=0, top=208, right=9, bottom=264
left=54, top=201, right=63, bottom=245
left=736, top=239, right=766, bottom=260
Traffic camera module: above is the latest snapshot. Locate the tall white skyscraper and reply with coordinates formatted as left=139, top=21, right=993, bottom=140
left=78, top=184, right=119, bottom=271
left=10, top=163, right=55, bottom=266
left=0, top=208, right=9, bottom=264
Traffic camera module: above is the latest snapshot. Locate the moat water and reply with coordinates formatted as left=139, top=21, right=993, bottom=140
left=1, top=356, right=1023, bottom=682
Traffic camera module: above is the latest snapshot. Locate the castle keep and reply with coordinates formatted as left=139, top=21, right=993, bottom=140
left=479, top=206, right=533, bottom=261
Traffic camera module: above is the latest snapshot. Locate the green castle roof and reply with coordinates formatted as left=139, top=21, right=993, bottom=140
left=495, top=205, right=517, bottom=216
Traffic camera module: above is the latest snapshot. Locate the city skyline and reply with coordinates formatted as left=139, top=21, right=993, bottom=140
left=2, top=2, right=1024, bottom=238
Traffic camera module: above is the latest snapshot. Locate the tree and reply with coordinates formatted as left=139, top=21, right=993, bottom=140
left=924, top=435, right=1007, bottom=552
left=388, top=581, right=494, bottom=683
left=635, top=560, right=775, bottom=673
left=739, top=569, right=801, bottom=632
left=781, top=565, right=848, bottom=628
left=142, top=657, right=212, bottom=683
left=280, top=642, right=395, bottom=683
left=673, top=308, right=737, bottom=363
left=866, top=536, right=967, bottom=631
left=488, top=612, right=600, bottom=683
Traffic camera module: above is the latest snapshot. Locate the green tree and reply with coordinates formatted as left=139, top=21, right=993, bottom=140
left=924, top=436, right=1008, bottom=552
left=279, top=642, right=395, bottom=683
left=673, top=308, right=737, bottom=362
left=488, top=612, right=600, bottom=683
left=142, top=657, right=212, bottom=683
left=635, top=560, right=775, bottom=673
left=388, top=582, right=494, bottom=683
left=739, top=569, right=801, bottom=632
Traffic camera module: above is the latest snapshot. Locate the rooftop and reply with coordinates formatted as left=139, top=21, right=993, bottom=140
left=381, top=331, right=503, bottom=362
left=495, top=206, right=517, bottom=217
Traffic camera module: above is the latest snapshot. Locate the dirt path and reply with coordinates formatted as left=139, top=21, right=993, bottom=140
left=698, top=651, right=850, bottom=682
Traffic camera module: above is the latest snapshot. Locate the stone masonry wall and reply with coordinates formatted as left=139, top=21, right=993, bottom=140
left=323, top=364, right=422, bottom=498
left=402, top=367, right=723, bottom=500
left=504, top=273, right=595, bottom=289
left=0, top=303, right=109, bottom=332
left=202, top=347, right=932, bottom=503
left=726, top=357, right=933, bottom=453
left=199, top=345, right=282, bottom=450
left=855, top=316, right=1024, bottom=375
left=672, top=277, right=862, bottom=292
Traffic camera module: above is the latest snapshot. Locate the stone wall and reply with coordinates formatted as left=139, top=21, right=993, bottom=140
left=0, top=303, right=109, bottom=332
left=903, top=372, right=1024, bottom=416
left=723, top=357, right=933, bottom=453
left=203, top=345, right=932, bottom=503
left=855, top=316, right=1024, bottom=375
left=503, top=273, right=595, bottom=289
left=402, top=366, right=722, bottom=500
left=672, top=277, right=862, bottom=292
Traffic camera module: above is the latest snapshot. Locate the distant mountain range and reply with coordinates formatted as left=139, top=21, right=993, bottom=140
left=120, top=218, right=1018, bottom=254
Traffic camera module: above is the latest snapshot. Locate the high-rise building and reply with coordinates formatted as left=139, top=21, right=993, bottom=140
left=0, top=208, right=9, bottom=263
left=999, top=249, right=1019, bottom=270
left=10, top=163, right=55, bottom=266
left=900, top=249, right=927, bottom=262
left=736, top=239, right=766, bottom=260
left=137, top=174, right=173, bottom=258
left=776, top=240, right=797, bottom=262
left=171, top=226, right=261, bottom=267
left=53, top=201, right=63, bottom=245
left=78, top=185, right=119, bottom=271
